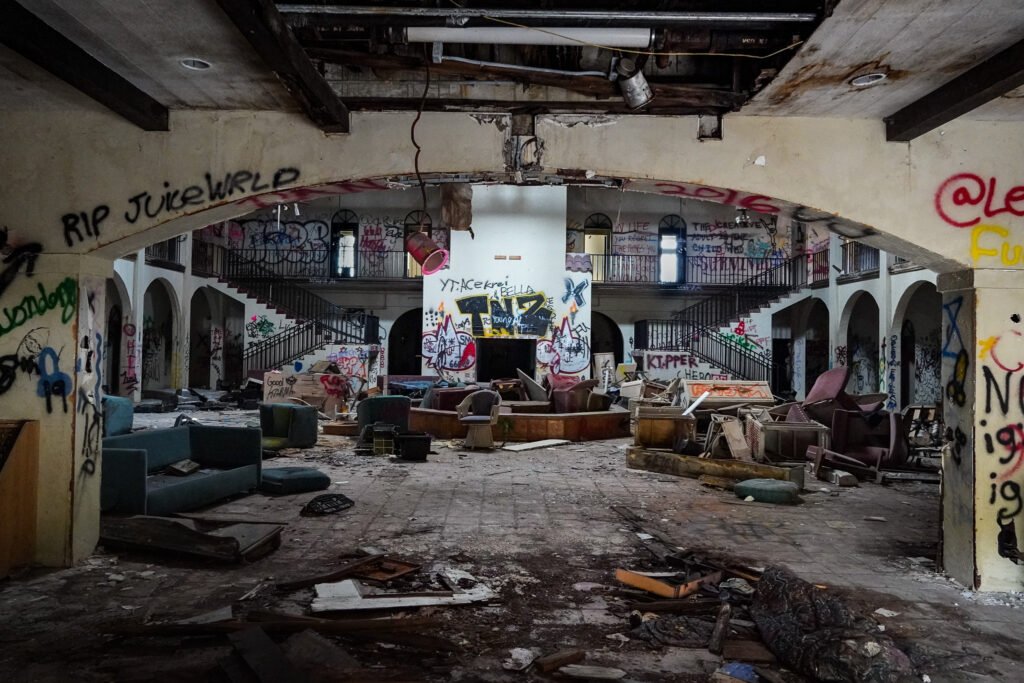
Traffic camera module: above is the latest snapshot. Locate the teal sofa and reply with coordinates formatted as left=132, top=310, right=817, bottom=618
left=101, top=425, right=262, bottom=516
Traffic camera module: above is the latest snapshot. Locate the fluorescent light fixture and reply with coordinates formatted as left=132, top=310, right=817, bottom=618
left=849, top=72, right=886, bottom=87
left=180, top=58, right=212, bottom=71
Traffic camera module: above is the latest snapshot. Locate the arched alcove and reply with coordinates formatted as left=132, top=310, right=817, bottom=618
left=141, top=279, right=178, bottom=390
left=388, top=308, right=423, bottom=376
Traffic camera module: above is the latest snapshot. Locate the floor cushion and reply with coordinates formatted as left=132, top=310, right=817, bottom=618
left=260, top=467, right=331, bottom=495
left=734, top=478, right=801, bottom=505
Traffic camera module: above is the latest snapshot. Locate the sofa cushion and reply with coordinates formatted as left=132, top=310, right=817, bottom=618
left=260, top=467, right=331, bottom=495
left=145, top=465, right=259, bottom=516
left=103, top=426, right=192, bottom=472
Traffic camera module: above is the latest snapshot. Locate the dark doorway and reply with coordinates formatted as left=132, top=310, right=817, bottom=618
left=772, top=338, right=792, bottom=398
left=388, top=308, right=423, bottom=375
left=591, top=312, right=623, bottom=366
left=477, top=338, right=535, bottom=382
left=901, top=318, right=915, bottom=409
left=658, top=214, right=687, bottom=284
left=106, top=303, right=122, bottom=395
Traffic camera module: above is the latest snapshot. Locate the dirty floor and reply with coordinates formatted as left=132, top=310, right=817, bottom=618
left=1, top=410, right=1022, bottom=682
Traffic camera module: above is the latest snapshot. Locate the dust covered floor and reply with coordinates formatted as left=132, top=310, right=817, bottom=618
left=2, top=410, right=1023, bottom=682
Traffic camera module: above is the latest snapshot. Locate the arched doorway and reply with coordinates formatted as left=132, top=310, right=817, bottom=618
left=804, top=298, right=830, bottom=396
left=388, top=308, right=423, bottom=375
left=103, top=277, right=126, bottom=395
left=591, top=311, right=624, bottom=366
left=189, top=288, right=213, bottom=388
left=894, top=282, right=942, bottom=407
left=843, top=293, right=879, bottom=395
left=142, top=280, right=177, bottom=390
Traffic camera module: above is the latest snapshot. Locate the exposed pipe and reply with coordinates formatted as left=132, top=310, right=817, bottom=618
left=441, top=55, right=607, bottom=79
left=406, top=27, right=652, bottom=48
left=277, top=6, right=818, bottom=26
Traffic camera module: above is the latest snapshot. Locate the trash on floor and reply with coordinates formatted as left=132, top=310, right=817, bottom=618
left=99, top=516, right=283, bottom=563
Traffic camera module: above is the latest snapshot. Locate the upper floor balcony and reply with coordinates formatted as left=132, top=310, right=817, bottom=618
left=838, top=240, right=880, bottom=282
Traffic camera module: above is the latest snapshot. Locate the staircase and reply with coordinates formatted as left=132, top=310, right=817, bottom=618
left=193, top=242, right=379, bottom=373
left=636, top=253, right=824, bottom=382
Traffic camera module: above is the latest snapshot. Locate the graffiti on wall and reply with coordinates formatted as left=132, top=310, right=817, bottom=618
left=121, top=321, right=139, bottom=394
left=63, top=167, right=302, bottom=247
left=422, top=315, right=477, bottom=373
left=455, top=290, right=555, bottom=338
left=653, top=182, right=781, bottom=214
left=76, top=278, right=104, bottom=476
left=536, top=318, right=591, bottom=376
left=884, top=334, right=898, bottom=410
left=935, top=173, right=1024, bottom=269
left=643, top=350, right=730, bottom=381
left=246, top=314, right=277, bottom=340
left=914, top=331, right=941, bottom=404
left=944, top=296, right=968, bottom=407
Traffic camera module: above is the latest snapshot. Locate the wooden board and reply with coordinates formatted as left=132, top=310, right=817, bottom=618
left=502, top=439, right=570, bottom=452
left=721, top=419, right=753, bottom=461
left=0, top=421, right=38, bottom=577
left=627, top=446, right=804, bottom=488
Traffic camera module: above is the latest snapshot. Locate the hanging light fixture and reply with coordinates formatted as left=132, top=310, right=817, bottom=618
left=405, top=230, right=449, bottom=275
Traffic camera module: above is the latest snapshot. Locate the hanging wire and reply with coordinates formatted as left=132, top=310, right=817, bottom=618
left=410, top=54, right=431, bottom=233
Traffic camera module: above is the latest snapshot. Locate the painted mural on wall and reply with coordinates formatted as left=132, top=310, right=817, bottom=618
left=847, top=334, right=878, bottom=395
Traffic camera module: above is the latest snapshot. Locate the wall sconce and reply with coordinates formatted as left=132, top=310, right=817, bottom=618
left=405, top=231, right=449, bottom=275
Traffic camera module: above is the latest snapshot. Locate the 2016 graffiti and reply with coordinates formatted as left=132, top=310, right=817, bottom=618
left=0, top=277, right=77, bottom=341
left=536, top=318, right=591, bottom=376
left=62, top=167, right=302, bottom=246
left=422, top=315, right=476, bottom=371
left=456, top=292, right=554, bottom=337
left=237, top=178, right=389, bottom=211
left=934, top=173, right=1024, bottom=228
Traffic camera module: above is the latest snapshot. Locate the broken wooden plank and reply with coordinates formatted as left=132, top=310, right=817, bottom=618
left=708, top=603, right=732, bottom=655
left=228, top=627, right=310, bottom=683
left=276, top=554, right=386, bottom=591
left=721, top=419, right=753, bottom=461
left=615, top=569, right=723, bottom=599
left=502, top=439, right=570, bottom=451
left=535, top=649, right=585, bottom=673
left=100, top=517, right=284, bottom=563
left=311, top=573, right=494, bottom=613
left=698, top=474, right=736, bottom=490
left=627, top=447, right=804, bottom=487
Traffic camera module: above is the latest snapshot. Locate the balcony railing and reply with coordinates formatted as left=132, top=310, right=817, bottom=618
left=589, top=254, right=791, bottom=286
left=212, top=249, right=421, bottom=280
left=808, top=249, right=830, bottom=287
left=145, top=238, right=182, bottom=265
left=840, top=241, right=880, bottom=277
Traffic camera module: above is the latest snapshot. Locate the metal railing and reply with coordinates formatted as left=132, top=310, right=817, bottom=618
left=808, top=249, right=830, bottom=287
left=587, top=253, right=790, bottom=285
left=210, top=248, right=421, bottom=280
left=190, top=243, right=379, bottom=372
left=634, top=320, right=770, bottom=382
left=145, top=238, right=182, bottom=264
left=840, top=241, right=880, bottom=276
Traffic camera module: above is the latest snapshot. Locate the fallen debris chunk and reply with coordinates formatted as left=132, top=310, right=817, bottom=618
left=502, top=647, right=539, bottom=671
left=825, top=468, right=859, bottom=487
left=311, top=572, right=494, bottom=613
left=627, top=447, right=803, bottom=487
left=502, top=439, right=570, bottom=452
left=864, top=516, right=888, bottom=523
left=631, top=614, right=715, bottom=648
left=175, top=606, right=233, bottom=625
left=558, top=664, right=626, bottom=680
left=300, top=493, right=354, bottom=516
left=721, top=639, right=776, bottom=664
left=534, top=649, right=585, bottom=673
left=276, top=554, right=386, bottom=592
left=873, top=608, right=901, bottom=618
left=282, top=630, right=360, bottom=673
left=719, top=578, right=756, bottom=598
left=698, top=475, right=736, bottom=490
left=100, top=517, right=283, bottom=563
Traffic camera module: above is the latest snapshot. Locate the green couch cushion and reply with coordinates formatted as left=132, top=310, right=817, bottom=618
left=734, top=478, right=801, bottom=505
left=271, top=405, right=292, bottom=437
left=260, top=467, right=330, bottom=495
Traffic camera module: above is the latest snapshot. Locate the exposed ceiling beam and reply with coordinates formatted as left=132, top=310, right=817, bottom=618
left=215, top=0, right=349, bottom=133
left=0, top=0, right=168, bottom=131
left=336, top=97, right=731, bottom=116
left=885, top=38, right=1024, bottom=142
left=311, top=49, right=745, bottom=110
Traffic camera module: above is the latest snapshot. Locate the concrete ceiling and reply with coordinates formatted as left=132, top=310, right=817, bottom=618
left=2, top=0, right=1024, bottom=130
left=742, top=0, right=1024, bottom=120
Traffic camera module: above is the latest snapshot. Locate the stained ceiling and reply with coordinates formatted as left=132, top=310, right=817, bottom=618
left=2, top=1, right=1024, bottom=140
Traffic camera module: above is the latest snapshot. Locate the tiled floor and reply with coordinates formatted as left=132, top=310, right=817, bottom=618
left=1, top=410, right=1022, bottom=681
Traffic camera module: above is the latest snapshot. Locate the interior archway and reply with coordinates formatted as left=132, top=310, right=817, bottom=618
left=842, top=292, right=880, bottom=396
left=388, top=307, right=423, bottom=376
left=894, top=281, right=942, bottom=408
left=189, top=288, right=214, bottom=388
left=141, top=279, right=178, bottom=390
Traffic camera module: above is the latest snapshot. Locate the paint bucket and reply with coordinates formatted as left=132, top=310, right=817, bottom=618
left=405, top=232, right=449, bottom=275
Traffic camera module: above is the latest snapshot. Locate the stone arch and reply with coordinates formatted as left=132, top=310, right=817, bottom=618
left=839, top=291, right=881, bottom=396
left=893, top=281, right=942, bottom=408
left=793, top=296, right=830, bottom=397
left=591, top=311, right=624, bottom=368
left=188, top=287, right=217, bottom=388
left=141, top=277, right=179, bottom=390
left=103, top=273, right=132, bottom=396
